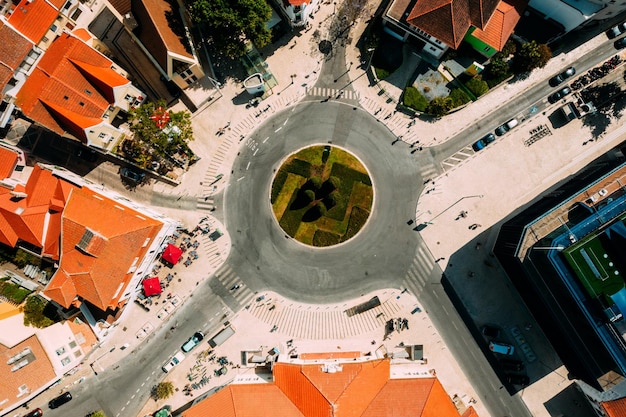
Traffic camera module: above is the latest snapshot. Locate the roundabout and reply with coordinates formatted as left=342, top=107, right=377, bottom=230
left=223, top=100, right=427, bottom=303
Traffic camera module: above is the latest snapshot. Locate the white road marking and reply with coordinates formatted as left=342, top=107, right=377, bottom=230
left=246, top=162, right=250, bottom=170
left=237, top=176, right=245, bottom=181
left=253, top=149, right=258, bottom=156
left=136, top=388, right=140, bottom=393
left=131, top=394, right=136, bottom=400
left=275, top=127, right=282, bottom=133
left=263, top=136, right=269, bottom=143
left=283, top=119, right=288, bottom=126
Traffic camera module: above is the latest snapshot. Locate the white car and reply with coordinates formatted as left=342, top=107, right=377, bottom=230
left=162, top=351, right=185, bottom=373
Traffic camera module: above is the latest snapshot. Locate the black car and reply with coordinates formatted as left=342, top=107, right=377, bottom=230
left=548, top=86, right=571, bottom=103
left=615, top=38, right=626, bottom=49
left=49, top=392, right=72, bottom=409
left=500, top=358, right=524, bottom=372
left=548, top=67, right=576, bottom=87
left=607, top=22, right=626, bottom=39
left=24, top=409, right=43, bottom=417
left=120, top=167, right=145, bottom=183
left=472, top=133, right=496, bottom=152
left=505, top=373, right=530, bottom=386
left=481, top=324, right=501, bottom=338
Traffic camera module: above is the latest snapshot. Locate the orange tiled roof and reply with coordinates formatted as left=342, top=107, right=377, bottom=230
left=0, top=165, right=75, bottom=257
left=0, top=147, right=19, bottom=179
left=183, top=356, right=471, bottom=417
left=407, top=0, right=502, bottom=49
left=603, top=397, right=626, bottom=417
left=72, top=28, right=92, bottom=43
left=45, top=188, right=162, bottom=311
left=471, top=0, right=527, bottom=51
left=0, top=21, right=34, bottom=91
left=0, top=334, right=56, bottom=408
left=132, top=0, right=193, bottom=72
left=15, top=33, right=128, bottom=140
left=8, top=0, right=59, bottom=44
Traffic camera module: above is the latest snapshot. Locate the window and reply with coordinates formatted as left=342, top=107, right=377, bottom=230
left=70, top=8, right=82, bottom=20
left=85, top=89, right=92, bottom=95
left=79, top=101, right=84, bottom=106
left=73, top=350, right=82, bottom=358
left=50, top=24, right=58, bottom=32
left=61, top=357, right=71, bottom=366
left=62, top=0, right=71, bottom=9
left=42, top=36, right=49, bottom=43
left=55, top=347, right=66, bottom=356
left=98, top=132, right=106, bottom=138
left=124, top=94, right=133, bottom=101
left=63, top=95, right=68, bottom=100
left=69, top=341, right=77, bottom=349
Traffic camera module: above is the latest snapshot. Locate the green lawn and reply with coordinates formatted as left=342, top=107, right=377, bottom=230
left=271, top=146, right=373, bottom=247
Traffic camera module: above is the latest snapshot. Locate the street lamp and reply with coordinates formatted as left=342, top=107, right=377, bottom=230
left=365, top=48, right=376, bottom=71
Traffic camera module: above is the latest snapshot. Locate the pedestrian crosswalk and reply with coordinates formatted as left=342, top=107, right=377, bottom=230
left=248, top=294, right=402, bottom=340
left=401, top=244, right=439, bottom=298
left=212, top=265, right=255, bottom=309
left=306, top=86, right=359, bottom=101
left=441, top=145, right=476, bottom=172
left=196, top=196, right=215, bottom=211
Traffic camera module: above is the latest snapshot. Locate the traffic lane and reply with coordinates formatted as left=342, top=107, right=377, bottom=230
left=224, top=101, right=422, bottom=302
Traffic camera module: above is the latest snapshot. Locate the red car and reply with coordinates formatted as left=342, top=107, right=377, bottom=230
left=24, top=408, right=43, bottom=417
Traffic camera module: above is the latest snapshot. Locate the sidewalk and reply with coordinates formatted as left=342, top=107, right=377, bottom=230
left=138, top=289, right=488, bottom=417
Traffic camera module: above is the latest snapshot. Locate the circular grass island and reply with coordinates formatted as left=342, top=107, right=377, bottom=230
left=270, top=145, right=373, bottom=247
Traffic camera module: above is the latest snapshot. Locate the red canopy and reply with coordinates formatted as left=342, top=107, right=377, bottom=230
left=162, top=243, right=183, bottom=265
left=142, top=277, right=162, bottom=296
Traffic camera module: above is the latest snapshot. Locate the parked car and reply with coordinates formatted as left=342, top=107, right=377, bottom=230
left=615, top=38, right=626, bottom=49
left=548, top=67, right=576, bottom=87
left=182, top=331, right=205, bottom=353
left=472, top=133, right=496, bottom=152
left=48, top=392, right=72, bottom=409
left=162, top=351, right=185, bottom=373
left=548, top=86, right=572, bottom=103
left=489, top=341, right=515, bottom=355
left=24, top=409, right=43, bottom=417
left=481, top=324, right=501, bottom=338
left=120, top=167, right=145, bottom=183
left=495, top=119, right=519, bottom=136
left=505, top=373, right=530, bottom=386
left=500, top=358, right=525, bottom=372
left=607, top=22, right=626, bottom=39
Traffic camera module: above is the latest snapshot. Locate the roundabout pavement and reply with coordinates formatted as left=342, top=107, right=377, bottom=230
left=223, top=99, right=428, bottom=303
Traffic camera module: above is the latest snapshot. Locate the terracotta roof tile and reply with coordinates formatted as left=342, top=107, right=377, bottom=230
left=132, top=0, right=193, bottom=72
left=109, top=0, right=131, bottom=15
left=45, top=188, right=162, bottom=310
left=603, top=397, right=626, bottom=417
left=72, top=28, right=92, bottom=42
left=16, top=33, right=128, bottom=140
left=8, top=0, right=59, bottom=44
left=0, top=334, right=56, bottom=406
left=0, top=147, right=18, bottom=179
left=471, top=0, right=527, bottom=50
left=469, top=0, right=501, bottom=28
left=407, top=0, right=471, bottom=49
left=0, top=22, right=33, bottom=70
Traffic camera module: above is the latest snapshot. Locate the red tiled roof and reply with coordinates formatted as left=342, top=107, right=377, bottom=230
left=0, top=147, right=19, bottom=179
left=0, top=334, right=56, bottom=408
left=407, top=0, right=509, bottom=49
left=603, top=397, right=626, bottom=417
left=109, top=0, right=131, bottom=15
left=8, top=0, right=59, bottom=44
left=45, top=188, right=162, bottom=311
left=132, top=0, right=193, bottom=72
left=183, top=356, right=472, bottom=417
left=0, top=22, right=33, bottom=70
left=72, top=28, right=92, bottom=43
left=471, top=0, right=527, bottom=50
left=15, top=33, right=127, bottom=140
left=407, top=0, right=471, bottom=49
left=0, top=165, right=75, bottom=258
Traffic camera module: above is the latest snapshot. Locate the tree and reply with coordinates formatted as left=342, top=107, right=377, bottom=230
left=304, top=189, right=316, bottom=203
left=403, top=86, right=429, bottom=112
left=513, top=41, right=552, bottom=73
left=465, top=77, right=489, bottom=97
left=426, top=97, right=454, bottom=117
left=153, top=382, right=174, bottom=400
left=23, top=295, right=54, bottom=328
left=485, top=56, right=510, bottom=79
left=501, top=40, right=517, bottom=57
left=187, top=0, right=272, bottom=58
left=86, top=411, right=107, bottom=417
left=307, top=176, right=322, bottom=191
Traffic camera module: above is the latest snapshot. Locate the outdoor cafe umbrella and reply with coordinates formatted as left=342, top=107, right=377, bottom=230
left=142, top=277, right=162, bottom=297
left=161, top=243, right=183, bottom=265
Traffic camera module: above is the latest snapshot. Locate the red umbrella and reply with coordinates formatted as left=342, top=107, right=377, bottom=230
left=162, top=243, right=183, bottom=265
left=142, top=277, right=162, bottom=296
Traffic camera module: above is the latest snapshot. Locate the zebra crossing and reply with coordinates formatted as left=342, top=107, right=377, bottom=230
left=401, top=244, right=439, bottom=298
left=306, top=86, right=359, bottom=101
left=197, top=231, right=227, bottom=270
left=248, top=295, right=402, bottom=340
left=212, top=265, right=255, bottom=308
left=196, top=196, right=215, bottom=211
left=441, top=145, right=476, bottom=172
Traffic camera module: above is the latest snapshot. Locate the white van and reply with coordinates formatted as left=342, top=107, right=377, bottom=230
left=489, top=341, right=515, bottom=355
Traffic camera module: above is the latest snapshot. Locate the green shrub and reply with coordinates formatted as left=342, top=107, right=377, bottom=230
left=0, top=280, right=31, bottom=304
left=312, top=230, right=341, bottom=247
left=375, top=67, right=390, bottom=80
left=341, top=206, right=370, bottom=242
left=23, top=295, right=54, bottom=328
left=271, top=171, right=288, bottom=203
left=285, top=159, right=311, bottom=177
left=403, top=86, right=429, bottom=112
left=465, top=77, right=489, bottom=97
left=449, top=88, right=471, bottom=107
left=426, top=97, right=454, bottom=117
